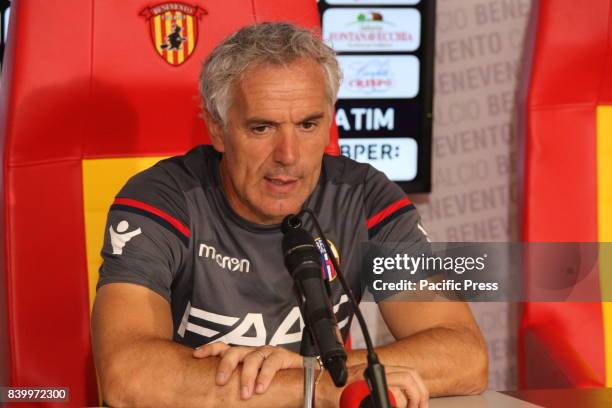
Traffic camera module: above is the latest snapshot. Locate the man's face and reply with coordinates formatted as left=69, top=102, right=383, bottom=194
left=209, top=58, right=332, bottom=225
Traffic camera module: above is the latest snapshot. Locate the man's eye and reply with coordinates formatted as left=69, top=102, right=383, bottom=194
left=251, top=126, right=270, bottom=134
left=301, top=122, right=317, bottom=130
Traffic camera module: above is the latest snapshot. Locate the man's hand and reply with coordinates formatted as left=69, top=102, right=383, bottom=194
left=344, top=364, right=429, bottom=408
left=193, top=343, right=303, bottom=400
left=386, top=366, right=429, bottom=408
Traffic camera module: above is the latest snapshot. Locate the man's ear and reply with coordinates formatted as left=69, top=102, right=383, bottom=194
left=203, top=110, right=225, bottom=153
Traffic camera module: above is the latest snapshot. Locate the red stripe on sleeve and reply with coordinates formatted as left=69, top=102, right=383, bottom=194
left=113, top=198, right=190, bottom=238
left=367, top=197, right=412, bottom=229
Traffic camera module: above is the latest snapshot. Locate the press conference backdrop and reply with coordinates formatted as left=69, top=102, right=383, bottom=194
left=351, top=0, right=530, bottom=391
left=0, top=0, right=530, bottom=392
left=2, top=0, right=433, bottom=191
left=318, top=0, right=435, bottom=193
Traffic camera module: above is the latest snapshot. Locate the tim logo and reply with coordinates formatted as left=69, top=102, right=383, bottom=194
left=199, top=243, right=250, bottom=273
left=109, top=220, right=142, bottom=255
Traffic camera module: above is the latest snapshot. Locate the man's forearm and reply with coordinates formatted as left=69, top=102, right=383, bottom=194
left=346, top=325, right=488, bottom=396
left=101, top=338, right=338, bottom=408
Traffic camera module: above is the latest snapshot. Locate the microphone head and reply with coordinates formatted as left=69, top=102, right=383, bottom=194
left=281, top=223, right=321, bottom=277
left=281, top=225, right=314, bottom=254
left=326, top=355, right=348, bottom=387
left=281, top=214, right=302, bottom=234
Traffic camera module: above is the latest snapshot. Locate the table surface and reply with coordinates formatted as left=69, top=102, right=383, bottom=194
left=430, top=391, right=541, bottom=408
left=429, top=388, right=612, bottom=408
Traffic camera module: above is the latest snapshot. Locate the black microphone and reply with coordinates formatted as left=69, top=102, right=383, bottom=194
left=293, top=209, right=393, bottom=408
left=281, top=215, right=348, bottom=387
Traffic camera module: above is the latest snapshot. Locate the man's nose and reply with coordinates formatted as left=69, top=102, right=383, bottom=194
left=273, top=127, right=300, bottom=166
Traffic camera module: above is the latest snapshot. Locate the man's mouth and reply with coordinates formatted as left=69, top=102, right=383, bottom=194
left=265, top=176, right=298, bottom=185
left=263, top=176, right=300, bottom=193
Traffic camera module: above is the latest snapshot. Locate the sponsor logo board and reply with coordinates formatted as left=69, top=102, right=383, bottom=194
left=340, top=137, right=418, bottom=181
left=338, top=55, right=420, bottom=99
left=327, top=0, right=420, bottom=4
left=323, top=8, right=421, bottom=52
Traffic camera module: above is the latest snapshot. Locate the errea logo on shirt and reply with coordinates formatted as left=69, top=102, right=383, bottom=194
left=198, top=242, right=250, bottom=273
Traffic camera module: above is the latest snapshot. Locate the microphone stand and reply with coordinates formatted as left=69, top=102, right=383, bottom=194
left=300, top=329, right=318, bottom=408
left=296, top=209, right=393, bottom=408
left=284, top=215, right=340, bottom=408
left=292, top=281, right=319, bottom=408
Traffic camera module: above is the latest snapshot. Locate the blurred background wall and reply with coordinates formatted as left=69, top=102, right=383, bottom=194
left=352, top=0, right=532, bottom=391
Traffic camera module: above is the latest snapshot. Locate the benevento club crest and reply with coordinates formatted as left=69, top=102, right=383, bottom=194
left=140, top=3, right=207, bottom=67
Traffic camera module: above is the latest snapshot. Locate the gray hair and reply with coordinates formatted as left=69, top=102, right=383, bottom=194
left=200, top=22, right=342, bottom=126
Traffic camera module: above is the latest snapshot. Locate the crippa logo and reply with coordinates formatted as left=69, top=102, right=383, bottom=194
left=338, top=55, right=420, bottom=99
left=140, top=2, right=207, bottom=66
left=344, top=58, right=394, bottom=94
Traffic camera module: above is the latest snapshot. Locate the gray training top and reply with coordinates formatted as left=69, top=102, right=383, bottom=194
left=97, top=145, right=428, bottom=351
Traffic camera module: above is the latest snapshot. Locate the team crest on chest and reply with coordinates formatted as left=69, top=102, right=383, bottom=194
left=140, top=2, right=207, bottom=66
left=314, top=237, right=340, bottom=282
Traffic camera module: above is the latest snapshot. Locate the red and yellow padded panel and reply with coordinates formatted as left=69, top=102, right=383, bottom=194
left=0, top=1, right=337, bottom=406
left=518, top=0, right=612, bottom=388
left=600, top=106, right=612, bottom=386
left=83, top=157, right=168, bottom=311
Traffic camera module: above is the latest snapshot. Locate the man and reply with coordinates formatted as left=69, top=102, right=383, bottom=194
left=92, top=23, right=488, bottom=407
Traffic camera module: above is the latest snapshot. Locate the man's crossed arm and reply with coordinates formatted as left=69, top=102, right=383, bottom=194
left=93, top=283, right=321, bottom=407
left=92, top=283, right=488, bottom=408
